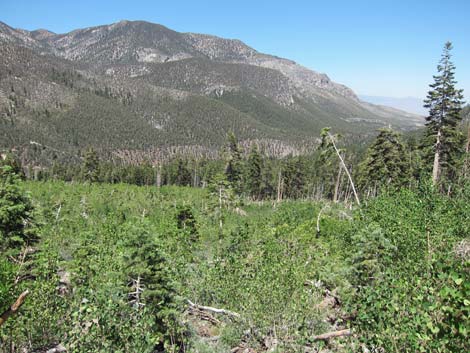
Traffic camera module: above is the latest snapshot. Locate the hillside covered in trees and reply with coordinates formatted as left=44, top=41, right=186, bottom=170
left=0, top=20, right=422, bottom=169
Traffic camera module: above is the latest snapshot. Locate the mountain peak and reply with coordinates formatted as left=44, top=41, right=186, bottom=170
left=30, top=29, right=56, bottom=40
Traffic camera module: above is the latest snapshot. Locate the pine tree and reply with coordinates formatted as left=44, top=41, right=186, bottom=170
left=0, top=166, right=36, bottom=251
left=283, top=156, right=305, bottom=199
left=246, top=145, right=263, bottom=200
left=423, top=42, right=465, bottom=186
left=207, top=173, right=238, bottom=233
left=175, top=158, right=192, bottom=186
left=124, top=227, right=180, bottom=350
left=358, top=128, right=409, bottom=194
left=81, top=147, right=100, bottom=182
left=224, top=132, right=243, bottom=193
left=0, top=153, right=23, bottom=178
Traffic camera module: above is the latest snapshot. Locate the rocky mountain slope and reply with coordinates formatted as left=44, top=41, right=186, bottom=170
left=0, top=20, right=422, bottom=164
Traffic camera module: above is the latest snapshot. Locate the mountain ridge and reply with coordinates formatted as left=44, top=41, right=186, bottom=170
left=0, top=19, right=423, bottom=165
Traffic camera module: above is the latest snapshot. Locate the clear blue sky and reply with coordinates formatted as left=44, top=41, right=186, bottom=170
left=1, top=0, right=469, bottom=100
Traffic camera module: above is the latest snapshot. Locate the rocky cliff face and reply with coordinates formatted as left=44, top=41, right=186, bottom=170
left=30, top=20, right=359, bottom=102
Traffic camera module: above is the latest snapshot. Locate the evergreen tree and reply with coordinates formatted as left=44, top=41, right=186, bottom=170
left=358, top=128, right=409, bottom=193
left=224, top=132, right=243, bottom=193
left=124, top=227, right=180, bottom=350
left=283, top=156, right=305, bottom=199
left=0, top=153, right=23, bottom=178
left=81, top=147, right=100, bottom=182
left=207, top=173, right=238, bottom=233
left=0, top=166, right=36, bottom=251
left=423, top=42, right=465, bottom=186
left=175, top=158, right=192, bottom=186
left=260, top=156, right=275, bottom=199
left=246, top=145, right=263, bottom=200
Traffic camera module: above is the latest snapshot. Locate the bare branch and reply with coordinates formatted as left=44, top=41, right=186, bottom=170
left=187, top=299, right=240, bottom=319
left=0, top=290, right=30, bottom=327
left=313, top=329, right=352, bottom=341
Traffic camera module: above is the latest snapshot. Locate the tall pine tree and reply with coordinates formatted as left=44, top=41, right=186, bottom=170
left=358, top=128, right=409, bottom=195
left=246, top=144, right=263, bottom=200
left=423, top=42, right=465, bottom=186
left=224, top=132, right=243, bottom=193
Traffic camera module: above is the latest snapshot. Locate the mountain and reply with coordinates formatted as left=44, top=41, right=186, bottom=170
left=0, top=20, right=423, bottom=165
left=359, top=95, right=427, bottom=116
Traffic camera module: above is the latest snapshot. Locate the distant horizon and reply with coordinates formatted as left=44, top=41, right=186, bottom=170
left=358, top=94, right=427, bottom=116
left=1, top=0, right=469, bottom=99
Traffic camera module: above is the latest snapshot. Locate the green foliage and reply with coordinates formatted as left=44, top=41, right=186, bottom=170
left=175, top=205, right=199, bottom=242
left=0, top=258, right=15, bottom=313
left=358, top=128, right=410, bottom=193
left=1, top=176, right=468, bottom=352
left=0, top=166, right=36, bottom=251
left=0, top=152, right=23, bottom=177
left=346, top=186, right=470, bottom=352
left=282, top=156, right=306, bottom=199
left=207, top=173, right=239, bottom=234
left=224, top=132, right=244, bottom=194
left=124, top=222, right=183, bottom=350
left=350, top=223, right=396, bottom=287
left=246, top=144, right=263, bottom=200
left=81, top=147, right=100, bottom=182
left=422, top=42, right=465, bottom=186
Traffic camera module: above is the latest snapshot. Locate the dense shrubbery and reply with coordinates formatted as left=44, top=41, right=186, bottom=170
left=344, top=184, right=469, bottom=352
left=0, top=171, right=468, bottom=352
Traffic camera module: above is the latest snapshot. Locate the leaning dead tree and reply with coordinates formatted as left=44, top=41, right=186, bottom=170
left=321, top=128, right=361, bottom=206
left=0, top=290, right=29, bottom=327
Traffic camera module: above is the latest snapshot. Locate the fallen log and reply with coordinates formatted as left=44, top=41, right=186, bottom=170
left=187, top=299, right=240, bottom=319
left=0, top=290, right=30, bottom=327
left=313, top=329, right=351, bottom=341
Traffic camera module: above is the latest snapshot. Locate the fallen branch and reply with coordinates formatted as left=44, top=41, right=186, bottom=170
left=187, top=299, right=240, bottom=319
left=188, top=306, right=221, bottom=325
left=0, top=290, right=30, bottom=327
left=312, top=329, right=351, bottom=341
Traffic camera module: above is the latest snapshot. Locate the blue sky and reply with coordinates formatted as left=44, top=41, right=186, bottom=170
left=1, top=0, right=469, bottom=100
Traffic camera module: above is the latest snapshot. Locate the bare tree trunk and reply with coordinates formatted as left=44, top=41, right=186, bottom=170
left=333, top=160, right=342, bottom=203
left=219, top=187, right=223, bottom=231
left=327, top=133, right=360, bottom=206
left=193, top=162, right=198, bottom=188
left=466, top=124, right=470, bottom=154
left=463, top=124, right=470, bottom=179
left=155, top=164, right=161, bottom=188
left=276, top=170, right=283, bottom=202
left=432, top=129, right=441, bottom=185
